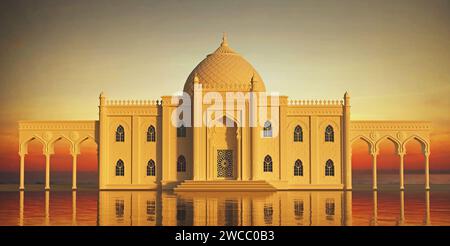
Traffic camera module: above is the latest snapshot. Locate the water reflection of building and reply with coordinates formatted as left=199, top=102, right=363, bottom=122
left=98, top=191, right=163, bottom=226
left=97, top=191, right=347, bottom=226
left=17, top=190, right=432, bottom=226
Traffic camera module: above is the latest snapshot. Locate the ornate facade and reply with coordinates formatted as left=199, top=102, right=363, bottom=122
left=17, top=36, right=432, bottom=191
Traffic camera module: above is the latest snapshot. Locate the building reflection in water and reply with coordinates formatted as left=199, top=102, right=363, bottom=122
left=97, top=191, right=347, bottom=226
left=17, top=190, right=432, bottom=226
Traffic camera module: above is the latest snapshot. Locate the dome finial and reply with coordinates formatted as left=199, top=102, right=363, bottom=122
left=193, top=73, right=200, bottom=84
left=221, top=32, right=228, bottom=47
left=250, top=73, right=258, bottom=91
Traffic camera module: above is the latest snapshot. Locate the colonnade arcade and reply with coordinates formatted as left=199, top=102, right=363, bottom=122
left=349, top=121, right=432, bottom=190
left=18, top=121, right=98, bottom=190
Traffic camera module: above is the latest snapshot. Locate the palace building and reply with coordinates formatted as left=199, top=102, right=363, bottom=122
left=18, top=35, right=432, bottom=191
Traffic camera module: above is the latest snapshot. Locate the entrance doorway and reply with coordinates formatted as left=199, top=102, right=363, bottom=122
left=217, top=149, right=233, bottom=179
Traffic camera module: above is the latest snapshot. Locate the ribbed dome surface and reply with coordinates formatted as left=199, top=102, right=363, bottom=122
left=183, top=35, right=266, bottom=92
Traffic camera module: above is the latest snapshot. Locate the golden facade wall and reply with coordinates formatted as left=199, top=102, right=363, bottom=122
left=99, top=99, right=162, bottom=189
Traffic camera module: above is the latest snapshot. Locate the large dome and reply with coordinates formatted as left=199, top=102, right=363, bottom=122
left=183, top=35, right=266, bottom=93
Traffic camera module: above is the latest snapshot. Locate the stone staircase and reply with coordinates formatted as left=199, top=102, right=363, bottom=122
left=174, top=180, right=277, bottom=192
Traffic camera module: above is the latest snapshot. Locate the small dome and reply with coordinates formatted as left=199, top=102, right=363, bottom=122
left=184, top=34, right=266, bottom=92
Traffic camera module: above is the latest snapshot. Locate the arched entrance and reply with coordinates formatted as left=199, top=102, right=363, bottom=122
left=208, top=116, right=239, bottom=180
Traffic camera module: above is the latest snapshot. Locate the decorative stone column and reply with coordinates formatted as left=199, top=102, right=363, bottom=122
left=98, top=92, right=107, bottom=189
left=193, top=76, right=202, bottom=180
left=72, top=153, right=78, bottom=190
left=161, top=96, right=176, bottom=188
left=425, top=150, right=430, bottom=190
left=19, top=153, right=25, bottom=191
left=45, top=153, right=51, bottom=191
left=371, top=148, right=378, bottom=190
left=250, top=90, right=258, bottom=180
left=343, top=92, right=352, bottom=190
left=399, top=152, right=405, bottom=190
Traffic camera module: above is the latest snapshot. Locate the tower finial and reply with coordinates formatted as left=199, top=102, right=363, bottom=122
left=221, top=32, right=228, bottom=47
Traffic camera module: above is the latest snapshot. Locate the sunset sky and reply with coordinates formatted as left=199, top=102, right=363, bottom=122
left=0, top=0, right=449, bottom=184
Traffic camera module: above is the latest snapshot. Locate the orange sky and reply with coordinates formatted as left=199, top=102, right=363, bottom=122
left=0, top=0, right=449, bottom=183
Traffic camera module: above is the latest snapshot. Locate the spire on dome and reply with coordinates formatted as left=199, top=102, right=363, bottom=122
left=221, top=32, right=228, bottom=47
left=193, top=73, right=200, bottom=84
left=250, top=73, right=258, bottom=91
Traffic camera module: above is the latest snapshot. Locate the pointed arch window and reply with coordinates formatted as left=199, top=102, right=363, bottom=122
left=263, top=155, right=273, bottom=172
left=177, top=155, right=186, bottom=172
left=147, top=125, right=156, bottom=142
left=116, top=159, right=124, bottom=176
left=147, top=159, right=156, bottom=176
left=263, top=121, right=272, bottom=137
left=177, top=124, right=186, bottom=138
left=116, top=125, right=125, bottom=142
left=294, top=125, right=303, bottom=142
left=325, top=125, right=334, bottom=142
left=325, top=159, right=334, bottom=176
left=294, top=159, right=303, bottom=176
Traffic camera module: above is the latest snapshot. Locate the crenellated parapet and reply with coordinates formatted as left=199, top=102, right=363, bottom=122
left=106, top=99, right=162, bottom=106
left=100, top=95, right=163, bottom=116
left=286, top=98, right=344, bottom=116
left=288, top=99, right=344, bottom=106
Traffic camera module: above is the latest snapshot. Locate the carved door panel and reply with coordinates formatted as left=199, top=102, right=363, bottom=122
left=217, top=149, right=233, bottom=179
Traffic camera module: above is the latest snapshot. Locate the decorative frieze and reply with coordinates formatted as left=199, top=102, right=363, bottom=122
left=106, top=99, right=161, bottom=106
left=18, top=121, right=97, bottom=131
left=287, top=107, right=343, bottom=116
left=288, top=99, right=344, bottom=106
left=350, top=121, right=432, bottom=131
left=105, top=107, right=160, bottom=116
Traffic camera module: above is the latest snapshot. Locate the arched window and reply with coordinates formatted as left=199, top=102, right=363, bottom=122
left=263, top=155, right=273, bottom=172
left=325, top=125, right=334, bottom=142
left=263, top=121, right=272, bottom=137
left=294, top=159, right=303, bottom=176
left=116, top=125, right=125, bottom=142
left=147, top=159, right=155, bottom=176
left=177, top=155, right=186, bottom=172
left=147, top=125, right=156, bottom=142
left=177, top=124, right=186, bottom=138
left=325, top=159, right=334, bottom=176
left=116, top=159, right=124, bottom=176
left=294, top=125, right=303, bottom=142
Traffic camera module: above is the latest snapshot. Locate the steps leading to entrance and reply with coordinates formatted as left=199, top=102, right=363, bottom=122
left=174, top=180, right=277, bottom=192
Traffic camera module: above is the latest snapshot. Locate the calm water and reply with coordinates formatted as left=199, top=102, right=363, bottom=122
left=1, top=187, right=449, bottom=226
